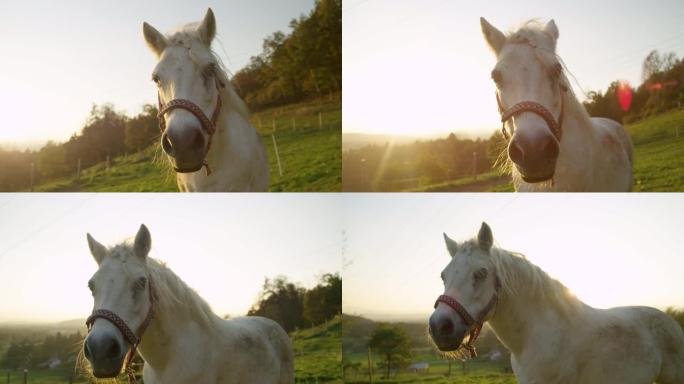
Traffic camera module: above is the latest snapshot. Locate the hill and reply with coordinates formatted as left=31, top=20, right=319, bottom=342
left=31, top=97, right=341, bottom=192
left=292, top=315, right=342, bottom=383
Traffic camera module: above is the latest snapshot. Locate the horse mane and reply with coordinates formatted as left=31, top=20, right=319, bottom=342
left=165, top=24, right=251, bottom=121
left=113, top=242, right=220, bottom=330
left=474, top=240, right=582, bottom=316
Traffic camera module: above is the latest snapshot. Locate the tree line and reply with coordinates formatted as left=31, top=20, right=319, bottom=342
left=3, top=331, right=83, bottom=370
left=233, top=0, right=341, bottom=111
left=342, top=132, right=506, bottom=191
left=583, top=50, right=684, bottom=123
left=0, top=104, right=159, bottom=191
left=247, top=273, right=342, bottom=332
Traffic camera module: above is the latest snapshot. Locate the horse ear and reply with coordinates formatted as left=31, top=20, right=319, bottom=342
left=87, top=233, right=107, bottom=265
left=480, top=17, right=506, bottom=55
left=443, top=233, right=458, bottom=257
left=134, top=224, right=152, bottom=260
left=143, top=22, right=167, bottom=57
left=197, top=8, right=217, bottom=46
left=477, top=222, right=493, bottom=251
left=544, top=19, right=559, bottom=44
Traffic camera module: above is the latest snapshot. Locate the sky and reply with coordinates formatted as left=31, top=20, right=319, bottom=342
left=343, top=193, right=684, bottom=321
left=0, top=0, right=314, bottom=148
left=343, top=0, right=684, bottom=136
left=0, top=194, right=340, bottom=323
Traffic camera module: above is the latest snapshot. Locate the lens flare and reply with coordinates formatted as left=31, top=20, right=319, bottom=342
left=616, top=81, right=633, bottom=112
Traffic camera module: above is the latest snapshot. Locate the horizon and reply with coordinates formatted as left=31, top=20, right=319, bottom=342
left=343, top=194, right=684, bottom=319
left=0, top=194, right=341, bottom=322
left=0, top=0, right=315, bottom=149
left=343, top=0, right=684, bottom=136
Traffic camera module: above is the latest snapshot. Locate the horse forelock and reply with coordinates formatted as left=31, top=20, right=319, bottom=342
left=161, top=24, right=251, bottom=121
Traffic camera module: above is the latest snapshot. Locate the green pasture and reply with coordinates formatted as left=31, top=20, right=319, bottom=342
left=409, top=108, right=684, bottom=192
left=31, top=98, right=341, bottom=192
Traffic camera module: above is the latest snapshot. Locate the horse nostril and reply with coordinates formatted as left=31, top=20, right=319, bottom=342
left=542, top=137, right=559, bottom=160
left=83, top=340, right=93, bottom=361
left=191, top=130, right=204, bottom=150
left=104, top=338, right=121, bottom=360
left=161, top=133, right=174, bottom=156
left=508, top=140, right=525, bottom=165
left=439, top=318, right=454, bottom=335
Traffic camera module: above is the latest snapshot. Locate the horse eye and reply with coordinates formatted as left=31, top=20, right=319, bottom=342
left=152, top=75, right=160, bottom=84
left=473, top=268, right=488, bottom=281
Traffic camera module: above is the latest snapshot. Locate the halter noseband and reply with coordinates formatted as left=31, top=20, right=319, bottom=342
left=434, top=276, right=501, bottom=358
left=86, top=280, right=155, bottom=383
left=497, top=92, right=564, bottom=143
left=157, top=85, right=223, bottom=175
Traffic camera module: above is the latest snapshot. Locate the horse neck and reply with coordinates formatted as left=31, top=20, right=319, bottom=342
left=204, top=86, right=251, bottom=167
left=137, top=270, right=219, bottom=369
left=486, top=254, right=585, bottom=355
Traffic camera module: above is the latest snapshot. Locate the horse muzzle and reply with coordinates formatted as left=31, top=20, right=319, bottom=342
left=429, top=311, right=467, bottom=352
left=83, top=333, right=127, bottom=378
left=508, top=131, right=559, bottom=183
left=161, top=125, right=208, bottom=173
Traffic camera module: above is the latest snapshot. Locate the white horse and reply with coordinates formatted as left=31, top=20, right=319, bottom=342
left=143, top=9, right=269, bottom=192
left=430, top=223, right=684, bottom=384
left=480, top=18, right=633, bottom=191
left=82, top=225, right=294, bottom=383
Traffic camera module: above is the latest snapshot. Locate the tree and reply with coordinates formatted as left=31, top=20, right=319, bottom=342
left=666, top=307, right=684, bottom=331
left=125, top=104, right=159, bottom=152
left=247, top=276, right=306, bottom=332
left=304, top=273, right=342, bottom=325
left=368, top=323, right=412, bottom=379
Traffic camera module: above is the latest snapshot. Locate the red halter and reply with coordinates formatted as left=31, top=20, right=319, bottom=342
left=496, top=91, right=564, bottom=143
left=157, top=86, right=222, bottom=175
left=434, top=276, right=501, bottom=358
left=86, top=280, right=155, bottom=383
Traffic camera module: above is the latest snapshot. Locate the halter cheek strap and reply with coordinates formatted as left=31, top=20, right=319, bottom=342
left=86, top=280, right=155, bottom=384
left=157, top=84, right=223, bottom=175
left=434, top=276, right=501, bottom=358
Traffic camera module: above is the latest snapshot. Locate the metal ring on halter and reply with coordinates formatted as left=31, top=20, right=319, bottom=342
left=496, top=91, right=564, bottom=142
left=86, top=279, right=155, bottom=383
left=157, top=82, right=223, bottom=175
left=434, top=276, right=501, bottom=358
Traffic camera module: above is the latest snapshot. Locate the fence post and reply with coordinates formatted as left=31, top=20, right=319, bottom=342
left=76, top=159, right=81, bottom=181
left=106, top=155, right=110, bottom=175
left=472, top=152, right=478, bottom=180
left=367, top=346, right=373, bottom=384
left=318, top=112, right=323, bottom=129
left=22, top=369, right=26, bottom=384
left=29, top=162, right=35, bottom=192
left=271, top=134, right=283, bottom=177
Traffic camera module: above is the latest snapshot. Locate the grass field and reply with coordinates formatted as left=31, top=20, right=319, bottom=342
left=409, top=108, right=684, bottom=192
left=344, top=349, right=514, bottom=384
left=31, top=97, right=341, bottom=192
left=1, top=316, right=342, bottom=384
left=293, top=316, right=342, bottom=383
